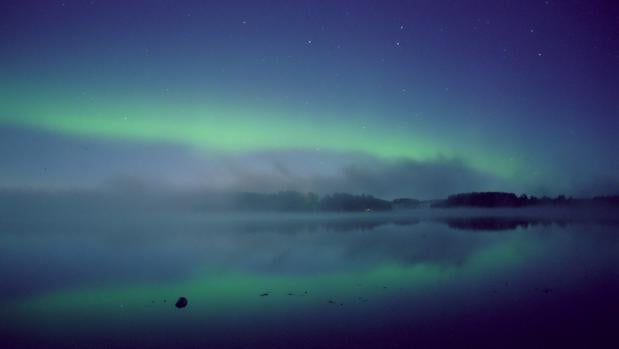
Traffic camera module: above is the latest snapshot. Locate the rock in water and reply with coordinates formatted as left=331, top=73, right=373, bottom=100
left=175, top=297, right=188, bottom=308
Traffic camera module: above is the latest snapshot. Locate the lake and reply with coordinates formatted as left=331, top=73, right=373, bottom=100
left=1, top=209, right=618, bottom=348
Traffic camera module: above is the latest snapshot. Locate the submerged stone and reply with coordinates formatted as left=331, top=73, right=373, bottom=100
left=175, top=297, right=188, bottom=308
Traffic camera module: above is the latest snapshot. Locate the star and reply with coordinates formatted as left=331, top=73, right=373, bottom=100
left=395, top=41, right=400, bottom=46
left=307, top=40, right=312, bottom=44
left=400, top=25, right=404, bottom=30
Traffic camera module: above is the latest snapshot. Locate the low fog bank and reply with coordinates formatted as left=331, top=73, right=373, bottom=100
left=2, top=185, right=618, bottom=212
left=1, top=186, right=619, bottom=234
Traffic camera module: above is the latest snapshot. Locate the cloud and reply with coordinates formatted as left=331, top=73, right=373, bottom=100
left=223, top=156, right=502, bottom=199
left=0, top=126, right=505, bottom=198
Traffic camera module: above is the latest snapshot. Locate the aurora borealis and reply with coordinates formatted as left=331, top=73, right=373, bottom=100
left=3, top=3, right=619, bottom=347
left=1, top=0, right=618, bottom=198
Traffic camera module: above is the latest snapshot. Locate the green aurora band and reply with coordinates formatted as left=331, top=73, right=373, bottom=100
left=1, top=84, right=527, bottom=182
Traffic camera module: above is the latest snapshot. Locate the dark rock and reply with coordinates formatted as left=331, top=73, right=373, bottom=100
left=175, top=297, right=188, bottom=308
left=260, top=293, right=269, bottom=297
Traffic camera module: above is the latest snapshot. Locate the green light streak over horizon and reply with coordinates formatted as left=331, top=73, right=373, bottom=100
left=0, top=86, right=526, bottom=182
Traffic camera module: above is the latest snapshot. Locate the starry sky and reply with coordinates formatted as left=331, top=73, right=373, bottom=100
left=1, top=0, right=618, bottom=198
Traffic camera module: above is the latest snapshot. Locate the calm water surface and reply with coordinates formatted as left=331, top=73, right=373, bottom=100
left=1, top=210, right=618, bottom=348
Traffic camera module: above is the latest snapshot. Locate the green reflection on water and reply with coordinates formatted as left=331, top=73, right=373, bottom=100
left=8, top=233, right=533, bottom=336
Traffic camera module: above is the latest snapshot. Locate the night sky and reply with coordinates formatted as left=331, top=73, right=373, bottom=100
left=1, top=0, right=618, bottom=198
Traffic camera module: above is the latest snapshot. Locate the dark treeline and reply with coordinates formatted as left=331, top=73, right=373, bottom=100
left=432, top=192, right=619, bottom=208
left=233, top=191, right=393, bottom=212
left=235, top=190, right=619, bottom=211
left=392, top=198, right=421, bottom=209
left=319, top=193, right=392, bottom=211
left=2, top=188, right=617, bottom=213
left=234, top=191, right=619, bottom=211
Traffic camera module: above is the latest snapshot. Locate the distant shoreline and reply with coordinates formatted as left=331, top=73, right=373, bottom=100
left=1, top=188, right=618, bottom=213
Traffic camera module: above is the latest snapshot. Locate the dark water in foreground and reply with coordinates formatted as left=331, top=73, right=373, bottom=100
left=1, top=210, right=618, bottom=348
